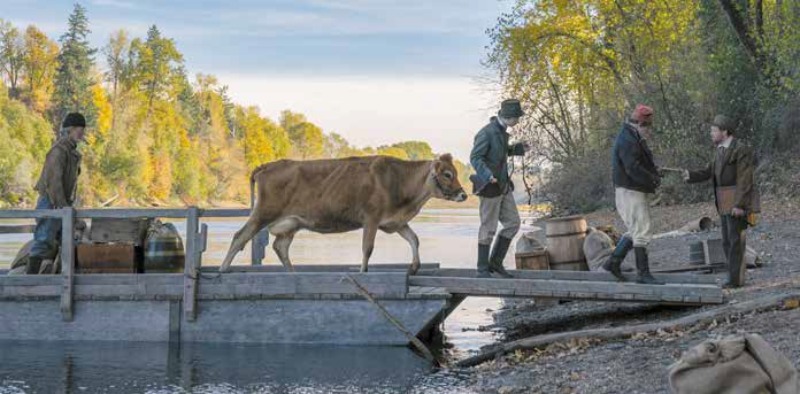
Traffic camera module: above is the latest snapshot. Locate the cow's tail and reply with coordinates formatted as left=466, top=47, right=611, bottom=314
left=249, top=164, right=269, bottom=209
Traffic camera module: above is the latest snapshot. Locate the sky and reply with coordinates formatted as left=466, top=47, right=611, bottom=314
left=2, top=0, right=513, bottom=161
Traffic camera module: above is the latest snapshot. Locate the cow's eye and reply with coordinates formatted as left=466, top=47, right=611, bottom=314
left=443, top=171, right=453, bottom=179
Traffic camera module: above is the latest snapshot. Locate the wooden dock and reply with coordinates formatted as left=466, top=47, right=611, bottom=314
left=0, top=207, right=725, bottom=346
left=411, top=268, right=724, bottom=305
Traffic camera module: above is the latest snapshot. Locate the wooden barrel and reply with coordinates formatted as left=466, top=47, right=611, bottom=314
left=545, top=215, right=589, bottom=271
left=143, top=223, right=185, bottom=273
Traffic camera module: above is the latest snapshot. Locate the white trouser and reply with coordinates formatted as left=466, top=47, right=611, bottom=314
left=615, top=187, right=652, bottom=247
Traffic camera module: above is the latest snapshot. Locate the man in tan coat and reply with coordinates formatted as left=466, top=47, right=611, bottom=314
left=27, top=113, right=86, bottom=274
left=684, top=114, right=759, bottom=288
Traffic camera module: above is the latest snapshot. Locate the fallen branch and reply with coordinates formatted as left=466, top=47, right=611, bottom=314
left=345, top=275, right=442, bottom=366
left=456, top=291, right=800, bottom=368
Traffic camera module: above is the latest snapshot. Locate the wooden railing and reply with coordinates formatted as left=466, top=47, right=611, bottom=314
left=0, top=207, right=256, bottom=322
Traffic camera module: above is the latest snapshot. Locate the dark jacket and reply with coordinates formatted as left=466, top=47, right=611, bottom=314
left=687, top=138, right=759, bottom=214
left=612, top=122, right=660, bottom=194
left=34, top=137, right=81, bottom=208
left=469, top=117, right=526, bottom=193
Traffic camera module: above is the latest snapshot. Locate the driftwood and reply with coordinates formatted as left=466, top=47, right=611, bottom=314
left=345, top=275, right=441, bottom=366
left=456, top=292, right=800, bottom=368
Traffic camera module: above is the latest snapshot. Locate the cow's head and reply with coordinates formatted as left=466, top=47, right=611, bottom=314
left=432, top=153, right=467, bottom=202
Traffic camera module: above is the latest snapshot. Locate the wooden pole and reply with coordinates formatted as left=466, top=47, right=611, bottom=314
left=183, top=207, right=200, bottom=322
left=346, top=275, right=441, bottom=366
left=60, top=207, right=75, bottom=321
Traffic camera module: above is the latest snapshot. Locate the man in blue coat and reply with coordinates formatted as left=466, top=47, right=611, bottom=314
left=470, top=99, right=529, bottom=278
left=603, top=104, right=664, bottom=285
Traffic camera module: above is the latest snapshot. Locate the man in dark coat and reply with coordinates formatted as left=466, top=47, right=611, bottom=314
left=684, top=115, right=759, bottom=288
left=603, top=104, right=664, bottom=284
left=470, top=99, right=529, bottom=278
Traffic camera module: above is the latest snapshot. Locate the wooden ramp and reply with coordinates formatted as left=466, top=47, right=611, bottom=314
left=411, top=269, right=724, bottom=305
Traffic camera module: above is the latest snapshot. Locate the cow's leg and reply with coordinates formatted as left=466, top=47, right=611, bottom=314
left=360, top=222, right=379, bottom=273
left=272, top=231, right=297, bottom=272
left=397, top=224, right=421, bottom=275
left=219, top=216, right=266, bottom=272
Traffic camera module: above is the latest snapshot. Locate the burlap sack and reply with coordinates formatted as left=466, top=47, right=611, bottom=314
left=584, top=228, right=614, bottom=271
left=669, top=334, right=800, bottom=394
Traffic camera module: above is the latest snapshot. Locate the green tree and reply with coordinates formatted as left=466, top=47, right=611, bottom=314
left=129, top=25, right=183, bottom=115
left=52, top=3, right=97, bottom=131
left=0, top=20, right=24, bottom=99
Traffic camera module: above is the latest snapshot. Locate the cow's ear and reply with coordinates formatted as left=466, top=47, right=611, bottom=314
left=434, top=161, right=441, bottom=171
left=439, top=153, right=453, bottom=163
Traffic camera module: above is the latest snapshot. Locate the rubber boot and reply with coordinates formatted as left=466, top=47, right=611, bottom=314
left=476, top=244, right=491, bottom=278
left=634, top=247, right=664, bottom=285
left=26, top=256, right=42, bottom=275
left=488, top=236, right=514, bottom=278
left=602, top=236, right=633, bottom=281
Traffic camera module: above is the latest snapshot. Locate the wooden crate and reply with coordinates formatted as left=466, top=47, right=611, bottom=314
left=515, top=249, right=550, bottom=270
left=89, top=218, right=152, bottom=246
left=76, top=242, right=140, bottom=274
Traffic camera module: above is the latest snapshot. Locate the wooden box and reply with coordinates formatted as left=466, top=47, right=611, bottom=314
left=89, top=218, right=152, bottom=246
left=76, top=242, right=141, bottom=274
left=515, top=249, right=550, bottom=270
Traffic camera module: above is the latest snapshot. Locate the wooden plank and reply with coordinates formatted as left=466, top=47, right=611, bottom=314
left=76, top=209, right=190, bottom=219
left=60, top=207, right=75, bottom=321
left=0, top=275, right=62, bottom=286
left=654, top=263, right=726, bottom=273
left=416, top=268, right=722, bottom=285
left=407, top=276, right=723, bottom=304
left=200, top=263, right=440, bottom=273
left=183, top=207, right=200, bottom=322
left=200, top=208, right=251, bottom=217
left=1, top=285, right=61, bottom=297
left=75, top=274, right=138, bottom=285
left=69, top=273, right=182, bottom=286
left=0, top=208, right=253, bottom=220
left=198, top=272, right=408, bottom=297
left=0, top=210, right=64, bottom=219
left=0, top=224, right=35, bottom=234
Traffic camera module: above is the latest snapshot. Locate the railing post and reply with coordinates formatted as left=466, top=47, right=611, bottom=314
left=183, top=207, right=198, bottom=322
left=251, top=228, right=269, bottom=266
left=183, top=207, right=204, bottom=322
left=60, top=207, right=75, bottom=321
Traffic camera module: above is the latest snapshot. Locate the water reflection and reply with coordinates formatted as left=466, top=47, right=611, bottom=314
left=0, top=341, right=478, bottom=393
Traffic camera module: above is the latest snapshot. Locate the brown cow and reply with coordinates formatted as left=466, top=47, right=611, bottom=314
left=219, top=154, right=467, bottom=274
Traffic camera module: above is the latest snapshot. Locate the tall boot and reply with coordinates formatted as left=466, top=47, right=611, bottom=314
left=725, top=248, right=746, bottom=288
left=602, top=236, right=633, bottom=281
left=476, top=244, right=491, bottom=278
left=26, top=256, right=42, bottom=275
left=489, top=236, right=514, bottom=278
left=634, top=247, right=664, bottom=285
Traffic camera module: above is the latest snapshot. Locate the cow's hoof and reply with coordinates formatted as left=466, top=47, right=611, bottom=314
left=407, top=266, right=419, bottom=276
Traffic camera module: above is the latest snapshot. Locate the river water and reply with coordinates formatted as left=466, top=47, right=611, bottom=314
left=0, top=209, right=539, bottom=393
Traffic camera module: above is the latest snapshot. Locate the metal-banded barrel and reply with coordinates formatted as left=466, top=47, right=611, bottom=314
left=143, top=222, right=185, bottom=273
left=545, top=215, right=589, bottom=271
